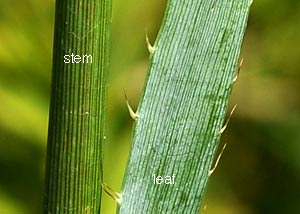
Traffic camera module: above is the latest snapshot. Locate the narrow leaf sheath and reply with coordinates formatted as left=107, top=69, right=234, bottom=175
left=118, top=0, right=251, bottom=213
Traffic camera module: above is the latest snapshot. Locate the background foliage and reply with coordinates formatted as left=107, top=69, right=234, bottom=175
left=0, top=0, right=299, bottom=213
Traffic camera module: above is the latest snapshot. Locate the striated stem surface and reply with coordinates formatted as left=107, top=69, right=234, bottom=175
left=44, top=0, right=111, bottom=213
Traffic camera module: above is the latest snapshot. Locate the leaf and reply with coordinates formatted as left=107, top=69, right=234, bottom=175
left=118, top=0, right=252, bottom=213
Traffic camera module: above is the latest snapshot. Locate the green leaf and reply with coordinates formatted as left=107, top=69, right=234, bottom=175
left=118, top=0, right=252, bottom=213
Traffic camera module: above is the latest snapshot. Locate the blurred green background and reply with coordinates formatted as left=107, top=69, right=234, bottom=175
left=0, top=0, right=300, bottom=213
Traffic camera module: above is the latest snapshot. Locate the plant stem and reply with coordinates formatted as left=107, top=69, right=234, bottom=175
left=118, top=0, right=252, bottom=213
left=43, top=0, right=111, bottom=213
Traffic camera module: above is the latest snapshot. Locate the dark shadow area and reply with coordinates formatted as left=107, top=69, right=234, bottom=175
left=0, top=125, right=45, bottom=214
left=219, top=118, right=300, bottom=214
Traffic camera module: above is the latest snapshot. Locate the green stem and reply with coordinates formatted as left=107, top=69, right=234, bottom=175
left=118, top=0, right=251, bottom=213
left=43, top=0, right=111, bottom=213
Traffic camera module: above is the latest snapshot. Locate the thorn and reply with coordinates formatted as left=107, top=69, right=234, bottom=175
left=233, top=58, right=243, bottom=83
left=145, top=28, right=156, bottom=54
left=102, top=182, right=122, bottom=204
left=208, top=143, right=227, bottom=176
left=124, top=91, right=139, bottom=121
left=115, top=192, right=123, bottom=204
left=219, top=104, right=237, bottom=134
